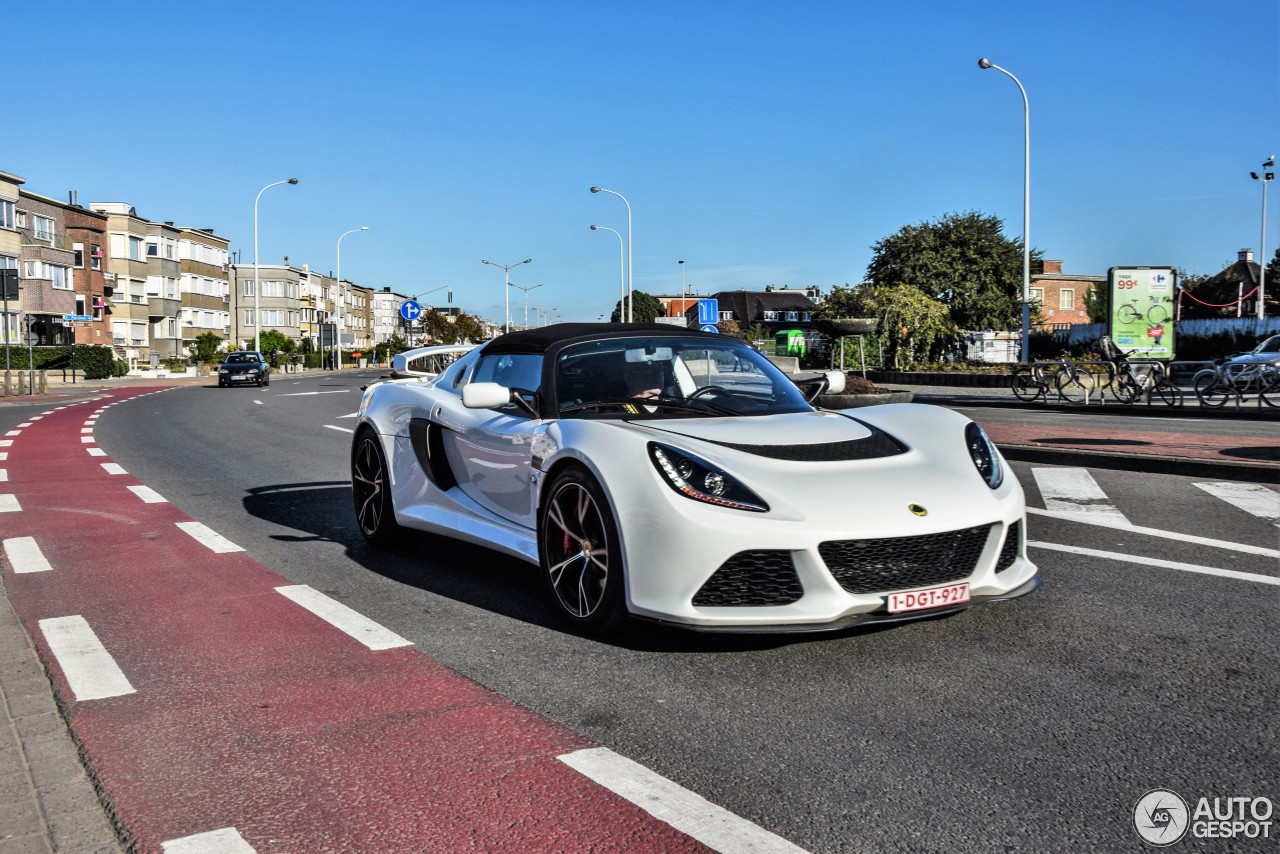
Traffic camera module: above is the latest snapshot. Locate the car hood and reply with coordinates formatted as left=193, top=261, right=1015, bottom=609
left=1229, top=353, right=1280, bottom=366
left=636, top=410, right=875, bottom=446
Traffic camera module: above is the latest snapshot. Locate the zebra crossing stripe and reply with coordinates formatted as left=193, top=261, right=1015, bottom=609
left=1025, top=508, right=1280, bottom=559
left=1032, top=468, right=1129, bottom=523
left=1194, top=482, right=1280, bottom=526
left=1029, top=541, right=1280, bottom=586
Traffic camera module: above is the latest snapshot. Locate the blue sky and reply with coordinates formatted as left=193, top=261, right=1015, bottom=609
left=9, top=1, right=1279, bottom=325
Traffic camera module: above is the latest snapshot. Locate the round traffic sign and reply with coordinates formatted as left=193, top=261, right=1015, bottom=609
left=399, top=299, right=423, bottom=322
left=700, top=324, right=720, bottom=334
left=24, top=333, right=38, bottom=346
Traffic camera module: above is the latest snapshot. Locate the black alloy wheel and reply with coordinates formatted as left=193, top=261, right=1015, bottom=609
left=540, top=466, right=626, bottom=632
left=352, top=430, right=401, bottom=544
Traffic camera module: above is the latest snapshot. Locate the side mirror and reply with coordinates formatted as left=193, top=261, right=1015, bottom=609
left=461, top=382, right=512, bottom=409
left=824, top=370, right=846, bottom=395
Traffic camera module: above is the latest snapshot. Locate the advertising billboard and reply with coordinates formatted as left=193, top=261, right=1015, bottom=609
left=1108, top=267, right=1176, bottom=359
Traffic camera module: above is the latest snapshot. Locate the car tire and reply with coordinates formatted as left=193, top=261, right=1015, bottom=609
left=539, top=465, right=628, bottom=633
left=351, top=428, right=402, bottom=545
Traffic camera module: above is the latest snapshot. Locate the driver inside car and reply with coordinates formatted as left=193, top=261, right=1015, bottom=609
left=624, top=361, right=673, bottom=400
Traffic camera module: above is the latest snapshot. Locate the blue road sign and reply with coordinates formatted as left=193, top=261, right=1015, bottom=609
left=62, top=314, right=94, bottom=322
left=399, top=299, right=423, bottom=322
left=700, top=324, right=720, bottom=334
left=697, top=298, right=719, bottom=326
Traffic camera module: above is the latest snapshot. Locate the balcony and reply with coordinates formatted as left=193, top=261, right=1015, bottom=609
left=148, top=296, right=181, bottom=320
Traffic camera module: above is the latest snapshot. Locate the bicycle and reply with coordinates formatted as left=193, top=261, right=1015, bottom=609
left=1192, top=360, right=1279, bottom=408
left=1054, top=337, right=1179, bottom=406
left=1009, top=355, right=1074, bottom=402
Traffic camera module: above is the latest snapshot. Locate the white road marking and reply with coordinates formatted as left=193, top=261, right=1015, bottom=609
left=559, top=747, right=807, bottom=854
left=4, top=430, right=19, bottom=437
left=1029, top=540, right=1279, bottom=586
left=277, top=390, right=351, bottom=397
left=101, top=463, right=127, bottom=475
left=0, top=495, right=20, bottom=513
left=87, top=448, right=108, bottom=457
left=1026, top=508, right=1280, bottom=559
left=128, top=485, right=167, bottom=504
left=254, top=400, right=264, bottom=405
left=81, top=428, right=94, bottom=434
left=81, top=436, right=95, bottom=444
left=0, top=453, right=7, bottom=461
left=38, top=615, right=136, bottom=701
left=324, top=425, right=354, bottom=434
left=0, top=440, right=13, bottom=447
left=176, top=522, right=244, bottom=554
left=274, top=585, right=412, bottom=650
left=161, top=827, right=256, bottom=854
left=0, top=470, right=7, bottom=482
left=337, top=412, right=359, bottom=419
left=4, top=537, right=52, bottom=574
left=18, top=421, right=33, bottom=427
left=1194, top=482, right=1280, bottom=526
left=1031, top=467, right=1129, bottom=523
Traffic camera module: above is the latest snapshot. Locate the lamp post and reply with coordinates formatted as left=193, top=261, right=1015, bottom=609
left=590, top=186, right=632, bottom=321
left=978, top=57, right=1031, bottom=363
left=482, top=258, right=532, bottom=332
left=509, top=282, right=542, bottom=329
left=679, top=260, right=686, bottom=324
left=590, top=224, right=625, bottom=321
left=334, top=226, right=369, bottom=370
left=253, top=177, right=298, bottom=353
left=1251, top=156, right=1275, bottom=319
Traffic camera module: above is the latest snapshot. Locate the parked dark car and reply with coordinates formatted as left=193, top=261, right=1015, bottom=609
left=217, top=351, right=270, bottom=387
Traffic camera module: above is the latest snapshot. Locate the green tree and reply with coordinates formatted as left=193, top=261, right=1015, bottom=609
left=610, top=291, right=665, bottom=323
left=814, top=283, right=954, bottom=367
left=453, top=313, right=485, bottom=343
left=188, top=331, right=223, bottom=365
left=866, top=211, right=1039, bottom=332
left=257, top=329, right=294, bottom=355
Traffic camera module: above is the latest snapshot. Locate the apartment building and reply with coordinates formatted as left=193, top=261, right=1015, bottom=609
left=178, top=227, right=231, bottom=348
left=298, top=265, right=335, bottom=353
left=1030, top=260, right=1103, bottom=329
left=90, top=203, right=154, bottom=364
left=145, top=220, right=183, bottom=358
left=62, top=199, right=111, bottom=346
left=371, top=287, right=413, bottom=345
left=0, top=173, right=23, bottom=347
left=14, top=190, right=78, bottom=348
left=229, top=263, right=302, bottom=350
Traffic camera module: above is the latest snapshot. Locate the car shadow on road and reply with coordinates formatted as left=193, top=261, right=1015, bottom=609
left=240, top=480, right=890, bottom=653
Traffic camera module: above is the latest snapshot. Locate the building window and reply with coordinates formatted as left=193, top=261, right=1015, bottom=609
left=15, top=210, right=26, bottom=228
left=1059, top=289, right=1075, bottom=311
left=128, top=236, right=143, bottom=261
left=0, top=200, right=13, bottom=229
left=90, top=245, right=102, bottom=270
left=1029, top=288, right=1044, bottom=306
left=718, top=311, right=734, bottom=321
left=242, top=280, right=255, bottom=297
left=73, top=243, right=84, bottom=267
left=243, top=309, right=256, bottom=327
left=146, top=239, right=158, bottom=257
left=33, top=215, right=55, bottom=243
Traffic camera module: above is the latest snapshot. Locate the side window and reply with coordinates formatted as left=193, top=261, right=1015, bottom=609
left=471, top=354, right=542, bottom=393
left=433, top=355, right=471, bottom=395
left=470, top=353, right=542, bottom=415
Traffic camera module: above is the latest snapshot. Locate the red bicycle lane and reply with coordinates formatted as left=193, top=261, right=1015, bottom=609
left=0, top=389, right=774, bottom=852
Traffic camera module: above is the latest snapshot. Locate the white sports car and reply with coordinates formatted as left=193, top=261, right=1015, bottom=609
left=352, top=323, right=1039, bottom=633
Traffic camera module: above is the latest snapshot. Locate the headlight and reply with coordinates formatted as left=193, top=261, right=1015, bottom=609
left=218, top=369, right=228, bottom=374
left=648, top=443, right=769, bottom=512
left=247, top=368, right=259, bottom=374
left=965, top=422, right=1003, bottom=489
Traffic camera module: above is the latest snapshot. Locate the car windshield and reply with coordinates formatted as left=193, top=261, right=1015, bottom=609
left=1253, top=336, right=1280, bottom=354
left=224, top=352, right=261, bottom=364
left=555, top=336, right=811, bottom=418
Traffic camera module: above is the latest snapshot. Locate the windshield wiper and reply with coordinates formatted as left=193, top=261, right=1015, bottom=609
left=559, top=397, right=738, bottom=416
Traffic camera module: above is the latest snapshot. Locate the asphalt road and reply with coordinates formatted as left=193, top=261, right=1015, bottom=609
left=14, top=374, right=1279, bottom=852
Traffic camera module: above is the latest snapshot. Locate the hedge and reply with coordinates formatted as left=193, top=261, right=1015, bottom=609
left=6, top=345, right=119, bottom=380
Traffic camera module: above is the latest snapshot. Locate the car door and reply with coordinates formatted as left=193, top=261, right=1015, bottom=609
left=434, top=353, right=542, bottom=528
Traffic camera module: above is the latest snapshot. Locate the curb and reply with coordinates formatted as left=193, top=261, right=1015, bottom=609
left=996, top=443, right=1280, bottom=484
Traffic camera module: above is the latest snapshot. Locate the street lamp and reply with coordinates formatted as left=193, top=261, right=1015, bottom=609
left=333, top=226, right=369, bottom=370
left=481, top=258, right=532, bottom=332
left=253, top=177, right=298, bottom=353
left=509, top=282, right=542, bottom=329
left=590, top=224, right=625, bottom=321
left=679, top=259, right=686, bottom=324
left=590, top=186, right=632, bottom=321
left=1251, top=156, right=1275, bottom=319
left=978, top=57, right=1031, bottom=363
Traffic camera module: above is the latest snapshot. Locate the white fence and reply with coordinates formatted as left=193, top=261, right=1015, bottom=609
left=1043, top=316, right=1279, bottom=350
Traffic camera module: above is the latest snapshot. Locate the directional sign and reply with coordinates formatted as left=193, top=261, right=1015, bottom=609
left=399, top=299, right=423, bottom=323
left=700, top=324, right=720, bottom=334
left=62, top=314, right=94, bottom=322
left=697, top=298, right=719, bottom=326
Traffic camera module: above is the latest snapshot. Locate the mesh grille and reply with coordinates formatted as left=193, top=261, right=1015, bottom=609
left=995, top=521, right=1021, bottom=573
left=709, top=430, right=905, bottom=462
left=819, top=524, right=993, bottom=594
left=693, top=551, right=803, bottom=606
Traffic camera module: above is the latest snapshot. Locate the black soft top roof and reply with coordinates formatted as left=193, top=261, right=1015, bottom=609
left=481, top=322, right=721, bottom=356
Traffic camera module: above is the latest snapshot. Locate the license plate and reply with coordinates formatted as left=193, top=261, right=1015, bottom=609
left=231, top=375, right=248, bottom=380
left=887, top=582, right=970, bottom=614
